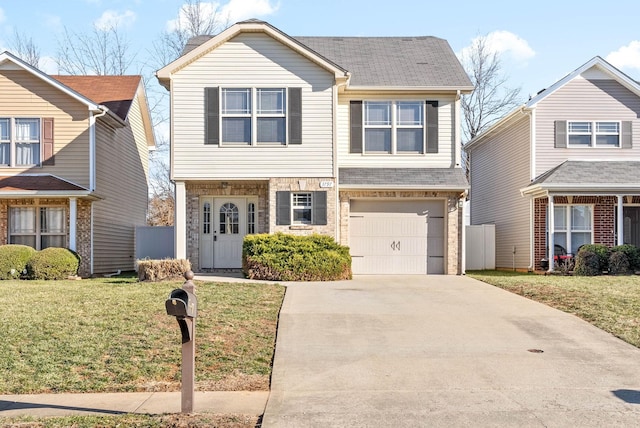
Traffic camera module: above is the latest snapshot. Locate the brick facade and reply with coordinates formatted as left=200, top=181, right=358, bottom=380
left=0, top=198, right=92, bottom=277
left=533, top=195, right=617, bottom=270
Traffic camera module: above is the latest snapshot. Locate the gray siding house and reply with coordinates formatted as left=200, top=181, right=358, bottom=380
left=157, top=19, right=472, bottom=274
left=466, top=56, right=640, bottom=271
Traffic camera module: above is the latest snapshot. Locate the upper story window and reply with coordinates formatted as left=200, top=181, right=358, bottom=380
left=568, top=121, right=620, bottom=147
left=350, top=100, right=438, bottom=155
left=0, top=117, right=41, bottom=166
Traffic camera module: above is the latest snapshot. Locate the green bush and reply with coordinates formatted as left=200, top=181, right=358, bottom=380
left=137, top=258, right=191, bottom=281
left=573, top=250, right=601, bottom=276
left=611, top=244, right=640, bottom=272
left=577, top=244, right=610, bottom=272
left=243, top=233, right=352, bottom=281
left=27, top=247, right=80, bottom=280
left=608, top=251, right=631, bottom=276
left=0, top=245, right=37, bottom=280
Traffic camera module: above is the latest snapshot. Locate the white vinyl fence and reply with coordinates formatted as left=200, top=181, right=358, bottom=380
left=465, top=224, right=495, bottom=270
left=135, top=226, right=175, bottom=260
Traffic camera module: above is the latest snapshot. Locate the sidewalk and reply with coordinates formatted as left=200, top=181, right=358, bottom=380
left=0, top=391, right=268, bottom=418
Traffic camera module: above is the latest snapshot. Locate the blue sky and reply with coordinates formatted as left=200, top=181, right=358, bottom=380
left=2, top=0, right=640, bottom=101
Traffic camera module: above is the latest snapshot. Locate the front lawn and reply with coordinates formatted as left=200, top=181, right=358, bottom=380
left=0, top=275, right=284, bottom=394
left=466, top=270, right=640, bottom=348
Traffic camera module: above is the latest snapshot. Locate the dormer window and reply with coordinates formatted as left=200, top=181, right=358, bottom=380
left=568, top=121, right=620, bottom=147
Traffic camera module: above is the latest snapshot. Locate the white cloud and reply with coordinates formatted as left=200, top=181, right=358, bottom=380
left=166, top=0, right=279, bottom=33
left=459, top=30, right=535, bottom=65
left=606, top=41, right=640, bottom=71
left=94, top=9, right=136, bottom=30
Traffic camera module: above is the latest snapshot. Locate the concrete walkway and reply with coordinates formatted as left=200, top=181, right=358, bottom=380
left=261, top=275, right=640, bottom=427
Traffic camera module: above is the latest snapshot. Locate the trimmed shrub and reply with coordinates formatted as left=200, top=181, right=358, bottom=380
left=27, top=247, right=80, bottom=280
left=137, top=258, right=191, bottom=281
left=611, top=244, right=640, bottom=272
left=577, top=244, right=610, bottom=272
left=608, top=251, right=631, bottom=276
left=573, top=250, right=601, bottom=276
left=0, top=245, right=37, bottom=280
left=243, top=233, right=352, bottom=281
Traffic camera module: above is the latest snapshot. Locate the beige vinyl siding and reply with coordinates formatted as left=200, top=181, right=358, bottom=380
left=171, top=33, right=335, bottom=179
left=535, top=77, right=640, bottom=177
left=127, top=94, right=151, bottom=182
left=0, top=69, right=90, bottom=187
left=92, top=119, right=148, bottom=273
left=338, top=93, right=456, bottom=168
left=469, top=114, right=531, bottom=269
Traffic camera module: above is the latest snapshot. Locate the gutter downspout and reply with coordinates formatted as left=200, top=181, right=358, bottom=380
left=454, top=90, right=461, bottom=168
left=461, top=189, right=467, bottom=275
left=527, top=107, right=535, bottom=271
left=89, top=106, right=108, bottom=276
left=334, top=75, right=349, bottom=244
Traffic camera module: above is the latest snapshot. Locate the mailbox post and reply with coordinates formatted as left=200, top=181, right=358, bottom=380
left=165, top=270, right=197, bottom=413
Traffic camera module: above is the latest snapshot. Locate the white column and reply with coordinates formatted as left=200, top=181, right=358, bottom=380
left=175, top=181, right=187, bottom=259
left=618, top=195, right=624, bottom=246
left=548, top=196, right=554, bottom=272
left=69, top=197, right=77, bottom=251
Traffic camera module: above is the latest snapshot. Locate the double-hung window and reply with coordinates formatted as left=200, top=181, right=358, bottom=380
left=9, top=206, right=66, bottom=249
left=292, top=192, right=312, bottom=224
left=0, top=117, right=41, bottom=166
left=364, top=101, right=424, bottom=154
left=220, top=88, right=286, bottom=145
left=548, top=205, right=593, bottom=255
left=567, top=121, right=620, bottom=147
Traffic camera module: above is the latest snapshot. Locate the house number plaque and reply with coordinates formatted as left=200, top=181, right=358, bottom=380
left=320, top=181, right=335, bottom=188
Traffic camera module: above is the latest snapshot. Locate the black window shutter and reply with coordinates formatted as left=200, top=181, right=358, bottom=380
left=426, top=101, right=438, bottom=153
left=205, top=87, right=219, bottom=145
left=276, top=191, right=291, bottom=225
left=622, top=121, right=632, bottom=148
left=312, top=191, right=327, bottom=225
left=350, top=101, right=363, bottom=153
left=288, top=88, right=302, bottom=144
left=555, top=120, right=567, bottom=148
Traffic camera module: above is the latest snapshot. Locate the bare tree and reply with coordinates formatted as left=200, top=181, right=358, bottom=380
left=147, top=154, right=175, bottom=226
left=9, top=30, right=41, bottom=68
left=56, top=24, right=136, bottom=75
left=460, top=36, right=523, bottom=142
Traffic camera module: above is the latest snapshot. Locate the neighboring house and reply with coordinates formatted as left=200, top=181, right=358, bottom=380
left=465, top=56, right=640, bottom=271
left=156, top=19, right=472, bottom=275
left=0, top=51, right=155, bottom=277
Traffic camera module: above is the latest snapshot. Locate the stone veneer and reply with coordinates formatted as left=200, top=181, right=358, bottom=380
left=338, top=190, right=464, bottom=275
left=0, top=198, right=92, bottom=277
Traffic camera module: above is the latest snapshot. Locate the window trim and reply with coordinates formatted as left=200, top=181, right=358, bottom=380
left=220, top=87, right=288, bottom=146
left=362, top=100, right=426, bottom=155
left=0, top=117, right=42, bottom=167
left=566, top=120, right=621, bottom=148
left=9, top=205, right=67, bottom=250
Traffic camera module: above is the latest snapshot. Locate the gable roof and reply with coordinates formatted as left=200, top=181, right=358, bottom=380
left=158, top=19, right=473, bottom=91
left=466, top=56, right=640, bottom=150
left=51, top=75, right=142, bottom=121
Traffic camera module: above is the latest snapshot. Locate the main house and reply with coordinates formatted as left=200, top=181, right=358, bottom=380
left=465, top=56, right=640, bottom=271
left=0, top=51, right=155, bottom=277
left=157, top=19, right=472, bottom=275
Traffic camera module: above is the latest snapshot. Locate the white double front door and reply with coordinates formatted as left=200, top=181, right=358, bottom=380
left=200, top=197, right=252, bottom=269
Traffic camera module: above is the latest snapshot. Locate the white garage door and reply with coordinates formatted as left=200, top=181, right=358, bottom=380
left=349, top=200, right=445, bottom=275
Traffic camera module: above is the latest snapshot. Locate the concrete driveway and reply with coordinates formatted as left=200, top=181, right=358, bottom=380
left=261, top=275, right=640, bottom=427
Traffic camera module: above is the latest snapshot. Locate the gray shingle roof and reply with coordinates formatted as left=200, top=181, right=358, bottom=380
left=339, top=168, right=469, bottom=190
left=293, top=36, right=471, bottom=88
left=531, top=161, right=640, bottom=186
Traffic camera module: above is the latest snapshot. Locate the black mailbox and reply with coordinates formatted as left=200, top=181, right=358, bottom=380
left=165, top=288, right=197, bottom=319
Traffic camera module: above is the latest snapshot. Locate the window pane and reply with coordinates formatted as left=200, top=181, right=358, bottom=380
left=596, top=122, right=619, bottom=133
left=10, top=235, right=36, bottom=247
left=365, top=102, right=391, bottom=125
left=397, top=102, right=423, bottom=125
left=15, top=119, right=39, bottom=141
left=571, top=205, right=591, bottom=230
left=41, top=207, right=65, bottom=233
left=595, top=135, right=619, bottom=147
left=203, top=202, right=211, bottom=234
left=222, top=118, right=251, bottom=143
left=0, top=118, right=9, bottom=140
left=554, top=232, right=567, bottom=253
left=222, top=89, right=250, bottom=114
left=568, top=122, right=591, bottom=133
left=257, top=89, right=285, bottom=114
left=42, top=235, right=65, bottom=249
left=293, top=208, right=311, bottom=224
left=0, top=143, right=9, bottom=165
left=397, top=129, right=423, bottom=153
left=568, top=135, right=591, bottom=146
left=257, top=118, right=285, bottom=143
left=570, top=232, right=591, bottom=254
left=365, top=129, right=391, bottom=153
left=293, top=193, right=312, bottom=206
left=553, top=206, right=567, bottom=230
left=247, top=203, right=255, bottom=234
left=16, top=143, right=40, bottom=165
left=219, top=203, right=239, bottom=234
left=10, top=207, right=35, bottom=233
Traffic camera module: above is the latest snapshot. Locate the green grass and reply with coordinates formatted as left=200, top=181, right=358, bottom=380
left=467, top=270, right=640, bottom=348
left=0, top=276, right=284, bottom=394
